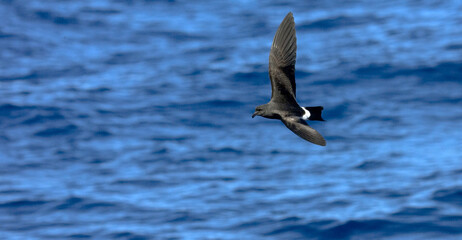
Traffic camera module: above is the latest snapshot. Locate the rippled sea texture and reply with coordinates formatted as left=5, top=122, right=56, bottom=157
left=1, top=0, right=462, bottom=239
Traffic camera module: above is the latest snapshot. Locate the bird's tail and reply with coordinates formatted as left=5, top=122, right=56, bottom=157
left=304, top=106, right=325, bottom=121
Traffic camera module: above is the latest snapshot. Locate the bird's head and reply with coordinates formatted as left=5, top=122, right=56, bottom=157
left=252, top=105, right=265, bottom=118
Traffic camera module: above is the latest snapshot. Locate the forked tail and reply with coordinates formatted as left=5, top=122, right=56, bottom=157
left=304, top=106, right=324, bottom=121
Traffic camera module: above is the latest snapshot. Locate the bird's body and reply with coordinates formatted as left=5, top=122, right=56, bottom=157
left=252, top=12, right=327, bottom=146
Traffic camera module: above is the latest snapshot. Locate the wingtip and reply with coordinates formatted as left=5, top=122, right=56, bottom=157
left=314, top=139, right=327, bottom=146
left=285, top=12, right=294, bottom=20
left=309, top=137, right=327, bottom=146
left=313, top=137, right=327, bottom=146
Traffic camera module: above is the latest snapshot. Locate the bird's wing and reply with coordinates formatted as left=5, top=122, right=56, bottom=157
left=269, top=12, right=297, bottom=105
left=281, top=116, right=326, bottom=146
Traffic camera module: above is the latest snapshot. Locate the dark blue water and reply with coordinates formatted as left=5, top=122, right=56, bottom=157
left=1, top=0, right=462, bottom=239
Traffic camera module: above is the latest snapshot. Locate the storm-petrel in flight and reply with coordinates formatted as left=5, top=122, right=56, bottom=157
left=252, top=12, right=326, bottom=146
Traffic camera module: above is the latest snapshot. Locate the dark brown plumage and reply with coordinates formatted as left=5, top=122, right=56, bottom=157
left=252, top=12, right=326, bottom=146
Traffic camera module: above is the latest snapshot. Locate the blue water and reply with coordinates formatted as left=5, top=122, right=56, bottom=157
left=1, top=0, right=462, bottom=239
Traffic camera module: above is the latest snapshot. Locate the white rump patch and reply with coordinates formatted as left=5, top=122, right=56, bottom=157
left=302, top=107, right=311, bottom=120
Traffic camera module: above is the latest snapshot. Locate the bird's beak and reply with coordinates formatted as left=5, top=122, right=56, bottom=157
left=252, top=112, right=257, bottom=118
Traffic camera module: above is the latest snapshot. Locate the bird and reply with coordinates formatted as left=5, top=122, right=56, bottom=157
left=252, top=12, right=326, bottom=146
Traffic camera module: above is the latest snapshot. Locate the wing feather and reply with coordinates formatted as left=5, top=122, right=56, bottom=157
left=281, top=116, right=326, bottom=146
left=269, top=12, right=297, bottom=104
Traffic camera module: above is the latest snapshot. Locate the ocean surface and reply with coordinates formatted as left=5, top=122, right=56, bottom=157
left=1, top=0, right=462, bottom=239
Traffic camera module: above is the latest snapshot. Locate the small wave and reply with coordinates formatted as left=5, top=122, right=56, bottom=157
left=359, top=116, right=401, bottom=123
left=446, top=44, right=462, bottom=50
left=0, top=199, right=50, bottom=215
left=0, top=30, right=16, bottom=38
left=392, top=207, right=439, bottom=217
left=0, top=65, right=92, bottom=82
left=94, top=130, right=112, bottom=137
left=151, top=135, right=192, bottom=142
left=0, top=104, right=68, bottom=126
left=173, top=99, right=244, bottom=111
left=0, top=103, right=32, bottom=117
left=353, top=64, right=395, bottom=79
left=356, top=189, right=410, bottom=198
left=420, top=171, right=440, bottom=180
left=354, top=62, right=462, bottom=83
left=21, top=112, right=66, bottom=125
left=178, top=157, right=211, bottom=163
left=108, top=232, right=150, bottom=239
left=51, top=196, right=120, bottom=212
left=66, top=234, right=92, bottom=239
left=267, top=218, right=462, bottom=239
left=0, top=199, right=49, bottom=208
left=323, top=104, right=349, bottom=120
left=104, top=51, right=145, bottom=65
left=208, top=147, right=243, bottom=154
left=142, top=30, right=208, bottom=42
left=311, top=78, right=356, bottom=86
left=152, top=147, right=168, bottom=154
left=34, top=124, right=79, bottom=137
left=80, top=7, right=120, bottom=15
left=405, top=96, right=462, bottom=105
left=299, top=15, right=382, bottom=31
left=167, top=211, right=206, bottom=223
left=232, top=71, right=267, bottom=85
left=79, top=202, right=118, bottom=211
left=88, top=87, right=112, bottom=93
left=53, top=197, right=84, bottom=210
left=323, top=219, right=462, bottom=239
left=34, top=10, right=78, bottom=25
left=192, top=176, right=235, bottom=182
left=265, top=222, right=321, bottom=239
left=203, top=99, right=244, bottom=108
left=234, top=186, right=275, bottom=194
left=354, top=160, right=385, bottom=170
left=432, top=187, right=462, bottom=206
left=111, top=179, right=164, bottom=187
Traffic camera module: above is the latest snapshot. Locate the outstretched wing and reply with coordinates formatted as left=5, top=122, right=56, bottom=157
left=269, top=12, right=297, bottom=105
left=281, top=116, right=326, bottom=146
